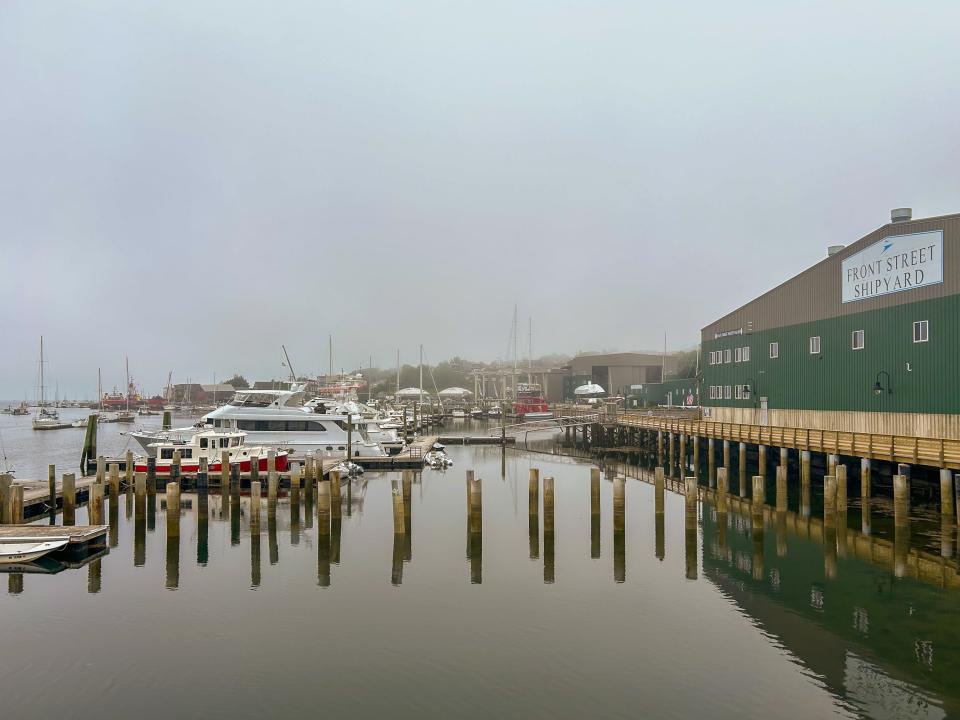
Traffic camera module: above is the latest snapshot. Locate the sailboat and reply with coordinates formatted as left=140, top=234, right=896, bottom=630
left=32, top=337, right=68, bottom=430
left=115, top=357, right=135, bottom=423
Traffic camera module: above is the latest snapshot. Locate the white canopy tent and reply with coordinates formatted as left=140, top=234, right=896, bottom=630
left=574, top=382, right=606, bottom=396
left=396, top=387, right=428, bottom=399
left=438, top=387, right=473, bottom=398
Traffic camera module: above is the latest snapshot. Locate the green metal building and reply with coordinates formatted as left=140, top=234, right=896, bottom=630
left=700, top=208, right=959, bottom=439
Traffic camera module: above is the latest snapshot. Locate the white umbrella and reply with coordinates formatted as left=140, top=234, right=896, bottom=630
left=574, top=382, right=605, bottom=396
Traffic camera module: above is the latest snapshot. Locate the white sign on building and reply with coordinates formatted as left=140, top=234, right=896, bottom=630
left=841, top=230, right=944, bottom=303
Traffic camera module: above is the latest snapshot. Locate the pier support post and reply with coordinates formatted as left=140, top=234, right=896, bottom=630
left=828, top=454, right=837, bottom=477
left=738, top=443, right=747, bottom=497
left=108, top=463, right=120, bottom=500
left=779, top=447, right=788, bottom=471
left=134, top=472, right=146, bottom=516
left=162, top=410, right=171, bottom=430
left=823, top=475, right=837, bottom=524
left=860, top=458, right=871, bottom=500
left=708, top=437, right=716, bottom=487
left=97, top=455, right=105, bottom=486
left=197, top=457, right=209, bottom=491
left=62, top=473, right=76, bottom=526
left=392, top=479, right=406, bottom=535
left=757, top=445, right=767, bottom=480
left=613, top=476, right=625, bottom=583
left=317, top=480, right=331, bottom=534
left=775, top=465, right=787, bottom=512
left=657, top=431, right=664, bottom=468
left=940, top=469, right=954, bottom=518
left=692, top=435, right=700, bottom=480
left=249, top=452, right=259, bottom=486
left=716, top=467, right=728, bottom=512
left=893, top=474, right=910, bottom=577
left=669, top=433, right=676, bottom=478
left=166, top=482, right=180, bottom=537
left=543, top=476, right=555, bottom=584
left=528, top=468, right=539, bottom=560
left=800, top=451, right=811, bottom=518
left=836, top=463, right=847, bottom=510
left=250, top=480, right=261, bottom=531
left=679, top=434, right=687, bottom=476
left=722, top=440, right=730, bottom=472
left=752, top=475, right=765, bottom=513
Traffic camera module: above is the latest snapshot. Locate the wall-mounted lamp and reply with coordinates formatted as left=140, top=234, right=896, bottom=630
left=873, top=370, right=892, bottom=396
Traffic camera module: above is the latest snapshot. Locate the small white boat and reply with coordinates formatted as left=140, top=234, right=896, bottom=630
left=487, top=407, right=502, bottom=418
left=330, top=460, right=364, bottom=476
left=451, top=409, right=466, bottom=419
left=470, top=407, right=484, bottom=418
left=423, top=450, right=453, bottom=469
left=0, top=538, right=70, bottom=564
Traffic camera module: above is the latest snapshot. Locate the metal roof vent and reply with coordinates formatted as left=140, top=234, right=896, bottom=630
left=891, top=207, right=912, bottom=223
left=827, top=244, right=845, bottom=257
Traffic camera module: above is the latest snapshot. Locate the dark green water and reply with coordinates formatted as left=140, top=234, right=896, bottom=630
left=1, top=443, right=957, bottom=719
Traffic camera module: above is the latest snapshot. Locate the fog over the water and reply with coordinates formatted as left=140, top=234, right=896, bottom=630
left=1, top=1, right=958, bottom=398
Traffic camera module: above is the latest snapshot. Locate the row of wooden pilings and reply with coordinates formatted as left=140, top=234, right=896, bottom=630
left=573, top=423, right=959, bottom=525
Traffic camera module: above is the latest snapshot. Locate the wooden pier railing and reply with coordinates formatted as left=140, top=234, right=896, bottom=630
left=553, top=405, right=960, bottom=470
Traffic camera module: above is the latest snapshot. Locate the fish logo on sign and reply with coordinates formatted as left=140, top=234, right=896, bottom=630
left=881, top=241, right=893, bottom=254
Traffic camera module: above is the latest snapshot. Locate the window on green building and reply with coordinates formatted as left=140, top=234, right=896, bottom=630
left=852, top=330, right=864, bottom=350
left=913, top=320, right=929, bottom=343
left=809, top=336, right=821, bottom=354
left=769, top=342, right=779, bottom=359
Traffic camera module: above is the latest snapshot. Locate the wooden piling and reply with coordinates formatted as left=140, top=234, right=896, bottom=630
left=679, top=433, right=687, bottom=475
left=267, top=468, right=278, bottom=517
left=657, top=431, right=664, bottom=468
left=738, top=443, right=747, bottom=497
left=162, top=410, right=172, bottom=430
left=590, top=467, right=600, bottom=517
left=823, top=475, right=837, bottom=520
left=757, top=445, right=766, bottom=480
left=250, top=480, right=261, bottom=529
left=135, top=472, right=146, bottom=517
left=528, top=468, right=539, bottom=516
left=109, top=463, right=120, bottom=499
left=125, top=450, right=133, bottom=489
left=940, top=469, right=954, bottom=517
left=860, top=458, right=871, bottom=499
left=62, top=473, right=76, bottom=525
left=47, top=464, right=57, bottom=515
left=249, top=452, right=259, bottom=485
left=707, top=437, right=716, bottom=487
left=668, top=433, right=676, bottom=478
left=722, top=440, right=730, bottom=471
left=800, top=450, right=811, bottom=517
left=146, top=457, right=156, bottom=497
left=220, top=450, right=230, bottom=488
left=10, top=484, right=24, bottom=524
left=171, top=450, right=181, bottom=485
left=775, top=465, right=788, bottom=512
left=330, top=469, right=342, bottom=520
left=893, top=474, right=910, bottom=577
left=836, top=463, right=847, bottom=509
left=290, top=462, right=301, bottom=491
left=317, top=480, right=331, bottom=534
left=752, top=475, right=765, bottom=509
left=97, top=455, right=106, bottom=485
left=0, top=474, right=10, bottom=524
left=166, top=481, right=180, bottom=536
left=613, top=476, right=625, bottom=531
left=89, top=482, right=104, bottom=525
left=469, top=477, right=482, bottom=534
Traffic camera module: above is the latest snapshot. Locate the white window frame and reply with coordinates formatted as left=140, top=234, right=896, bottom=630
left=809, top=336, right=821, bottom=354
left=724, top=349, right=731, bottom=363
left=852, top=329, right=864, bottom=350
left=724, top=385, right=731, bottom=400
left=742, top=346, right=750, bottom=362
left=734, top=347, right=742, bottom=363
left=734, top=385, right=742, bottom=400
left=769, top=341, right=779, bottom=359
left=743, top=385, right=751, bottom=400
left=913, top=320, right=929, bottom=343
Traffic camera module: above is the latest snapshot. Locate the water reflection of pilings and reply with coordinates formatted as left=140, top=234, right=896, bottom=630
left=198, top=488, right=209, bottom=566
left=166, top=535, right=179, bottom=590
left=684, top=477, right=697, bottom=580
left=250, top=529, right=261, bottom=589
left=392, top=478, right=407, bottom=585
left=469, top=476, right=482, bottom=584
left=318, top=479, right=331, bottom=587
left=8, top=574, right=23, bottom=595
left=591, top=468, right=601, bottom=560
left=290, top=484, right=301, bottom=547
left=894, top=474, right=910, bottom=578
left=543, top=476, right=555, bottom=584
left=402, top=471, right=412, bottom=562
left=655, top=467, right=665, bottom=561
left=87, top=559, right=102, bottom=594
left=613, top=476, right=625, bottom=583
left=528, top=469, right=539, bottom=560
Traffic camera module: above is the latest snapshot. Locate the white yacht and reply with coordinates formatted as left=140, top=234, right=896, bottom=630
left=312, top=400, right=406, bottom=454
left=202, top=389, right=387, bottom=460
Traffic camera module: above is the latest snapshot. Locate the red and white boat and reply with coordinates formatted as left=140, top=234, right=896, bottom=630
left=133, top=429, right=289, bottom=475
left=512, top=383, right=552, bottom=420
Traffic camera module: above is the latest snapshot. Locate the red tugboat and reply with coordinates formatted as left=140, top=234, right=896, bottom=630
left=512, top=383, right=552, bottom=420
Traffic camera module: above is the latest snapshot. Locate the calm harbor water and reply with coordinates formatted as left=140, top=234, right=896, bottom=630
left=1, top=420, right=958, bottom=718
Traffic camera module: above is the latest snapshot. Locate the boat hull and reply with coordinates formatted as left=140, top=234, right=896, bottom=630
left=0, top=539, right=70, bottom=564
left=134, top=454, right=289, bottom=475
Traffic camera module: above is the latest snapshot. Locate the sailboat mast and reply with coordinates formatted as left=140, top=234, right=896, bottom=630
left=512, top=305, right=518, bottom=395
left=528, top=316, right=533, bottom=384
left=39, top=336, right=45, bottom=408
left=418, top=345, right=423, bottom=406
left=396, top=349, right=400, bottom=399
left=125, top=356, right=130, bottom=412
left=328, top=335, right=333, bottom=381
left=98, top=368, right=102, bottom=413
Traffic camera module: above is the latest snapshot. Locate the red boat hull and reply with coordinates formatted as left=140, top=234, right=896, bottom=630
left=134, top=453, right=289, bottom=475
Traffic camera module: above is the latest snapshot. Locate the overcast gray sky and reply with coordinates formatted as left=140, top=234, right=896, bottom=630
left=2, top=1, right=958, bottom=398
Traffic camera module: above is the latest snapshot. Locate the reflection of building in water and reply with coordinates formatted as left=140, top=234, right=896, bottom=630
left=701, top=504, right=958, bottom=718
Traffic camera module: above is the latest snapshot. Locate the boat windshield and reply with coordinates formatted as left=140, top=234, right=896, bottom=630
left=230, top=392, right=280, bottom=408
